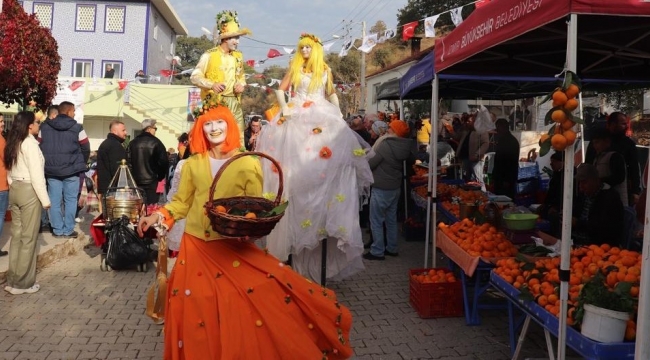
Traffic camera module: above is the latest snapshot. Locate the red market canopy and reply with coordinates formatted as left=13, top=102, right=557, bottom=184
left=434, top=0, right=650, bottom=81
left=425, top=2, right=650, bottom=359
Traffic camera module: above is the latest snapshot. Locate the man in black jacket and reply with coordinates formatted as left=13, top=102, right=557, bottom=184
left=96, top=121, right=127, bottom=209
left=38, top=101, right=90, bottom=238
left=492, top=118, right=520, bottom=199
left=127, top=119, right=168, bottom=205
left=572, top=164, right=624, bottom=247
left=585, top=112, right=640, bottom=206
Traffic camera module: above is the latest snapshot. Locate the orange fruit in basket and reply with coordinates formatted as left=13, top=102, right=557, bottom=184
left=244, top=212, right=257, bottom=219
left=215, top=205, right=227, bottom=213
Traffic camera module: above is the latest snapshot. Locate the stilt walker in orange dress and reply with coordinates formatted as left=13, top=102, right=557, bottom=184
left=138, top=98, right=353, bottom=359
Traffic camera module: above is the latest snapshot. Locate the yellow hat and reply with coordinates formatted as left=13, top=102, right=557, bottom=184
left=215, top=10, right=251, bottom=40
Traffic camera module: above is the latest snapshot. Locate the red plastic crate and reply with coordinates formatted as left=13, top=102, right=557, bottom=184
left=409, top=268, right=464, bottom=318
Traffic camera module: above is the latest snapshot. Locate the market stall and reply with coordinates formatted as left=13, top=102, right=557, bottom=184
left=430, top=1, right=650, bottom=358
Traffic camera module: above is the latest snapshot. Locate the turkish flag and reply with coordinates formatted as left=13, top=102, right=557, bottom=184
left=246, top=59, right=255, bottom=67
left=160, top=69, right=173, bottom=77
left=402, top=21, right=418, bottom=41
left=475, top=0, right=490, bottom=8
left=118, top=80, right=129, bottom=90
left=267, top=49, right=282, bottom=58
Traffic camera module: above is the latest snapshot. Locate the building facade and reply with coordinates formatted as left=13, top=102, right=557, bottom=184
left=18, top=0, right=187, bottom=80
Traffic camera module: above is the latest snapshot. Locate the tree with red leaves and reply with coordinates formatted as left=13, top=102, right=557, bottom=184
left=0, top=0, right=61, bottom=109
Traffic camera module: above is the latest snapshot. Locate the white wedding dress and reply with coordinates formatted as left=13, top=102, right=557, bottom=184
left=256, top=71, right=374, bottom=283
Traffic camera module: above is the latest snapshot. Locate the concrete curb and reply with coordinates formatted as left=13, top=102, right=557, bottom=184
left=0, top=232, right=89, bottom=285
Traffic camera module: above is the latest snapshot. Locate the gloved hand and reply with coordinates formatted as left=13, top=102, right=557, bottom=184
left=274, top=90, right=292, bottom=117
left=328, top=93, right=340, bottom=109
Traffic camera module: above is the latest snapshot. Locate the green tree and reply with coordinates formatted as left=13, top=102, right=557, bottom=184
left=370, top=20, right=387, bottom=35
left=172, top=35, right=214, bottom=85
left=0, top=0, right=61, bottom=109
left=396, top=0, right=476, bottom=36
left=601, top=89, right=648, bottom=116
left=371, top=47, right=392, bottom=69
left=175, top=35, right=214, bottom=68
left=327, top=51, right=362, bottom=115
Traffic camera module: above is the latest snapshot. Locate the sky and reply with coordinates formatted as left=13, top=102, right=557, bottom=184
left=167, top=0, right=409, bottom=68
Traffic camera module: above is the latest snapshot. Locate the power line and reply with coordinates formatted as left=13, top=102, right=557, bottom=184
left=241, top=36, right=294, bottom=48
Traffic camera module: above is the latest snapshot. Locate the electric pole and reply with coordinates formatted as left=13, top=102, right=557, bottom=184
left=359, top=20, right=366, bottom=112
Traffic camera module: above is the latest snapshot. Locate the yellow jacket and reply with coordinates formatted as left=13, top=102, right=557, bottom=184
left=164, top=152, right=262, bottom=241
left=417, top=119, right=431, bottom=145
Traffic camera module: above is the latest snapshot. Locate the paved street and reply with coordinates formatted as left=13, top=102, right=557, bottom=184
left=0, top=216, right=549, bottom=360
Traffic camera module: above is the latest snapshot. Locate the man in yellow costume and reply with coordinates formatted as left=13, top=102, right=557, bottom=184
left=191, top=10, right=250, bottom=144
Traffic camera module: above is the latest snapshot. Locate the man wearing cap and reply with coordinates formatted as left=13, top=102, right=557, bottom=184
left=571, top=163, right=624, bottom=247
left=364, top=120, right=416, bottom=260
left=126, top=119, right=168, bottom=205
left=191, top=10, right=250, bottom=145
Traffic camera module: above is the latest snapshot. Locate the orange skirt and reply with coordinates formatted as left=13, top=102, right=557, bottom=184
left=164, top=234, right=353, bottom=360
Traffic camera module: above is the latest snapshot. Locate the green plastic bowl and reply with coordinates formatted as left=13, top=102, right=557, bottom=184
left=503, top=213, right=539, bottom=231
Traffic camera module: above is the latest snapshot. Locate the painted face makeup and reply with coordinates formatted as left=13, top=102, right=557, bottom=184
left=301, top=45, right=312, bottom=59
left=203, top=119, right=228, bottom=145
left=225, top=37, right=240, bottom=52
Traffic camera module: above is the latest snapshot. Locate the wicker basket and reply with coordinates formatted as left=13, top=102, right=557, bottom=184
left=204, top=152, right=284, bottom=239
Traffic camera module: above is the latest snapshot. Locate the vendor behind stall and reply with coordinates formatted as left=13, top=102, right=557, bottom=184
left=537, top=151, right=564, bottom=237
left=571, top=163, right=624, bottom=247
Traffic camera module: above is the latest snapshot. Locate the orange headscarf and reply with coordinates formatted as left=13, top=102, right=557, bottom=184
left=188, top=105, right=241, bottom=154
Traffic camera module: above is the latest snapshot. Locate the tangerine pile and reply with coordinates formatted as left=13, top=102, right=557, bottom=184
left=539, top=83, right=581, bottom=152
left=411, top=268, right=457, bottom=284
left=494, top=244, right=642, bottom=341
left=214, top=205, right=257, bottom=219
left=438, top=219, right=518, bottom=258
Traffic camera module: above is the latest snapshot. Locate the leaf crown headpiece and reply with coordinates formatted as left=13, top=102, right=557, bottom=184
left=299, top=33, right=322, bottom=46
left=192, top=94, right=227, bottom=119
left=216, top=10, right=240, bottom=34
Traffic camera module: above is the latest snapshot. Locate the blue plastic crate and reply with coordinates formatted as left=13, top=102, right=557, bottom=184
left=516, top=178, right=539, bottom=194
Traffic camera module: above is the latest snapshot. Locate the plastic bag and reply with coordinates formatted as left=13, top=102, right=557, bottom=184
left=105, top=216, right=150, bottom=270
left=474, top=105, right=496, bottom=134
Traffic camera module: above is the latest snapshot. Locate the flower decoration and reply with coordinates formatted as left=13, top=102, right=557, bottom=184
left=352, top=148, right=365, bottom=157
left=312, top=127, right=323, bottom=134
left=337, top=226, right=347, bottom=235
left=192, top=94, right=228, bottom=119
left=317, top=228, right=328, bottom=237
left=277, top=117, right=286, bottom=125
left=216, top=10, right=240, bottom=32
left=335, top=194, right=346, bottom=203
left=301, top=219, right=312, bottom=228
left=319, top=146, right=333, bottom=159
left=303, top=100, right=314, bottom=108
left=299, top=33, right=323, bottom=45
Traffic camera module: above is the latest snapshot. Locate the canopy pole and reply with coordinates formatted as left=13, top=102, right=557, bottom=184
left=424, top=76, right=439, bottom=268
left=400, top=99, right=408, bottom=220
left=578, top=92, right=585, bottom=164
left=557, top=13, right=578, bottom=360
left=636, top=160, right=650, bottom=358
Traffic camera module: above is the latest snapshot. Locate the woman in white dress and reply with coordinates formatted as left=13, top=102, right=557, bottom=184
left=256, top=33, right=373, bottom=283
